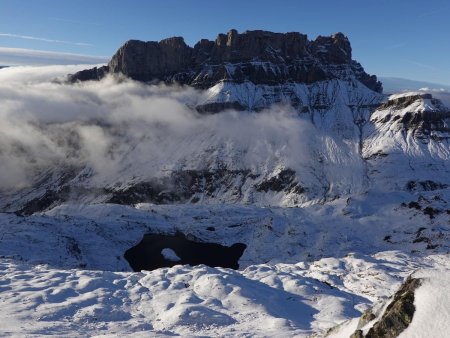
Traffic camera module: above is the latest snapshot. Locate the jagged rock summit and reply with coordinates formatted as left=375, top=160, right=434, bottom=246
left=70, top=29, right=382, bottom=111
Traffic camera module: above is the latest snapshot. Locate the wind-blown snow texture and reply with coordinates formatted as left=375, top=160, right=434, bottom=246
left=0, top=255, right=447, bottom=337
left=0, top=62, right=449, bottom=337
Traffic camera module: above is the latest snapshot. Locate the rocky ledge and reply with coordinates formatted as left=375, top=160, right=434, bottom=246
left=350, top=276, right=421, bottom=338
left=69, top=29, right=382, bottom=94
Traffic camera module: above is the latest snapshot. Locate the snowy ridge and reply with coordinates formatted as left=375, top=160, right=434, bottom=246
left=0, top=62, right=449, bottom=337
left=364, top=92, right=450, bottom=194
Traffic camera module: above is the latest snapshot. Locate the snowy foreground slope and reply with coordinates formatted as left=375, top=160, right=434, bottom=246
left=0, top=64, right=449, bottom=337
left=1, top=253, right=448, bottom=337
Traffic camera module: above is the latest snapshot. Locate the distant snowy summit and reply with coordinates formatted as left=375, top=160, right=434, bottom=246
left=69, top=29, right=382, bottom=112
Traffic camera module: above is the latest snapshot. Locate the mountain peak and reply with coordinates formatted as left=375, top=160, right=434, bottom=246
left=69, top=29, right=383, bottom=110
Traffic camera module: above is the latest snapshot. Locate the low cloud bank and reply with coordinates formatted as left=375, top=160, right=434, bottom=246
left=0, top=65, right=362, bottom=191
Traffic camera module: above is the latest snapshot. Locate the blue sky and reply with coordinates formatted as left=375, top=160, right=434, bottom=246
left=1, top=0, right=449, bottom=85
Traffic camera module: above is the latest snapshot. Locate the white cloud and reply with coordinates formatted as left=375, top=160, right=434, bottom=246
left=0, top=33, right=92, bottom=46
left=0, top=65, right=362, bottom=191
left=0, top=47, right=108, bottom=66
left=406, top=60, right=436, bottom=71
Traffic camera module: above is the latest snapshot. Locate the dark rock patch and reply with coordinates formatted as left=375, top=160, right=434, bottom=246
left=412, top=236, right=430, bottom=244
left=16, top=179, right=77, bottom=216
left=352, top=275, right=421, bottom=338
left=256, top=169, right=304, bottom=194
left=407, top=201, right=421, bottom=210
left=350, top=330, right=364, bottom=338
left=107, top=169, right=256, bottom=205
left=423, top=206, right=441, bottom=219
left=379, top=94, right=432, bottom=110
left=406, top=180, right=448, bottom=192
left=415, top=227, right=426, bottom=238
left=364, top=151, right=388, bottom=160
left=196, top=101, right=247, bottom=114
left=426, top=243, right=438, bottom=250
left=68, top=66, right=109, bottom=82
left=16, top=188, right=67, bottom=216
left=64, top=236, right=82, bottom=261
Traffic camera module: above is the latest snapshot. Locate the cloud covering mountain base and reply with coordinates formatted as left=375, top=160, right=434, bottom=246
left=0, top=65, right=364, bottom=202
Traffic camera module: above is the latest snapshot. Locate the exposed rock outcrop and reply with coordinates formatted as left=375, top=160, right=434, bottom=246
left=350, top=275, right=422, bottom=338
left=69, top=29, right=382, bottom=99
left=69, top=65, right=109, bottom=82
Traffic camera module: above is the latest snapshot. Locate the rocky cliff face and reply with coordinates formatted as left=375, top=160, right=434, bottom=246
left=69, top=29, right=382, bottom=111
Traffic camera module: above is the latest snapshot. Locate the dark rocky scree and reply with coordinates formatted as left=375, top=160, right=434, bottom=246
left=406, top=180, right=448, bottom=192
left=400, top=111, right=450, bottom=141
left=107, top=169, right=304, bottom=206
left=69, top=29, right=382, bottom=95
left=14, top=170, right=80, bottom=216
left=256, top=168, right=305, bottom=194
left=107, top=169, right=255, bottom=205
left=10, top=168, right=305, bottom=214
left=350, top=276, right=421, bottom=338
left=124, top=231, right=246, bottom=271
left=401, top=196, right=447, bottom=223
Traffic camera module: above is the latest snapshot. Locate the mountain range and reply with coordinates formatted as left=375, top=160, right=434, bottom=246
left=0, top=29, right=448, bottom=337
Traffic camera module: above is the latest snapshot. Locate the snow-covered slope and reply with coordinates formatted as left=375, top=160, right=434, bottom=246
left=2, top=78, right=448, bottom=216
left=1, top=253, right=447, bottom=337
left=1, top=198, right=449, bottom=271
left=0, top=73, right=385, bottom=212
left=0, top=50, right=449, bottom=336
left=364, top=92, right=450, bottom=195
